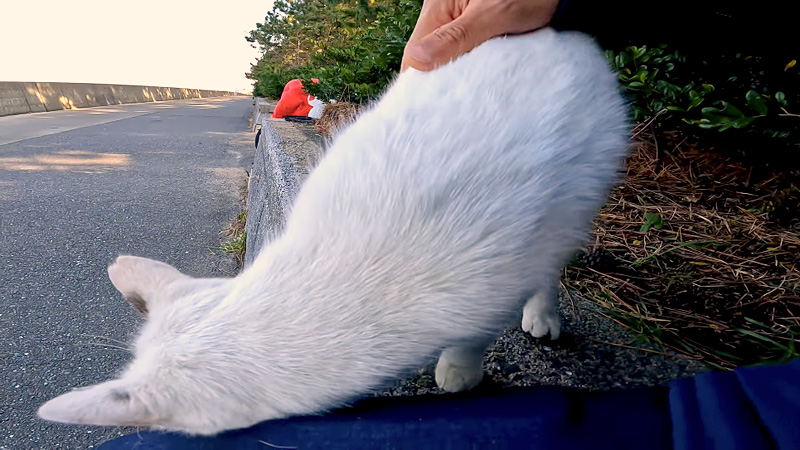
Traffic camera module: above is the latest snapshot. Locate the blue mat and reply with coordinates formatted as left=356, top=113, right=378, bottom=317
left=101, top=358, right=800, bottom=450
left=670, top=358, right=800, bottom=450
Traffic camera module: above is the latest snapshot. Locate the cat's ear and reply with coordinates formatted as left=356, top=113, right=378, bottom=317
left=38, top=380, right=158, bottom=427
left=108, top=255, right=191, bottom=315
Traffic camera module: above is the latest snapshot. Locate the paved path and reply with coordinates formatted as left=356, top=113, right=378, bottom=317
left=0, top=97, right=255, bottom=449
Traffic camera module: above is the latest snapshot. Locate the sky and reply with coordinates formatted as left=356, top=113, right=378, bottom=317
left=0, top=0, right=272, bottom=93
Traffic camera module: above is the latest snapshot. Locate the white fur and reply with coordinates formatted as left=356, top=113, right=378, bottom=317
left=39, top=29, right=628, bottom=435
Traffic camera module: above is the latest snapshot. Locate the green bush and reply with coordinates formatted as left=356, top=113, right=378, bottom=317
left=247, top=0, right=421, bottom=103
left=249, top=61, right=305, bottom=99
left=607, top=45, right=798, bottom=145
left=247, top=4, right=798, bottom=149
left=605, top=45, right=712, bottom=122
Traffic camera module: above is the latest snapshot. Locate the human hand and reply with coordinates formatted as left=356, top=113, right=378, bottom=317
left=402, top=0, right=560, bottom=71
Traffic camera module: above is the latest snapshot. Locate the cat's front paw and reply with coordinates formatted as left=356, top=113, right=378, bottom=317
left=435, top=359, right=483, bottom=393
left=521, top=304, right=561, bottom=340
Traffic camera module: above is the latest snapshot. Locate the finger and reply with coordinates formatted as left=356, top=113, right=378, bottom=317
left=403, top=11, right=497, bottom=72
left=402, top=0, right=464, bottom=71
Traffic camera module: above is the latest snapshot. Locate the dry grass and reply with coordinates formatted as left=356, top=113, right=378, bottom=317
left=221, top=174, right=250, bottom=267
left=315, top=101, right=360, bottom=136
left=220, top=209, right=248, bottom=267
left=222, top=210, right=247, bottom=237
left=565, top=124, right=800, bottom=369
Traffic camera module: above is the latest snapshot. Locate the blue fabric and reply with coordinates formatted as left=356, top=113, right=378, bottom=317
left=101, top=358, right=800, bottom=450
left=670, top=372, right=773, bottom=449
left=669, top=358, right=800, bottom=450
left=99, top=386, right=670, bottom=450
left=735, top=359, right=800, bottom=449
left=667, top=376, right=703, bottom=450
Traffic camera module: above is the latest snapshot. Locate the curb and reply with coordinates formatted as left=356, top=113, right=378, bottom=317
left=245, top=111, right=324, bottom=267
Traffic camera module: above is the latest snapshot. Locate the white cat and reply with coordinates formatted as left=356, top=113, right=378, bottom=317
left=39, top=28, right=628, bottom=435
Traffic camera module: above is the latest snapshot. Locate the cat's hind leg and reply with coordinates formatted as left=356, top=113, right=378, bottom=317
left=435, top=344, right=486, bottom=393
left=521, top=279, right=561, bottom=340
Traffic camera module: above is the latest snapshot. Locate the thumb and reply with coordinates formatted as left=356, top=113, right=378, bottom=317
left=404, top=13, right=496, bottom=71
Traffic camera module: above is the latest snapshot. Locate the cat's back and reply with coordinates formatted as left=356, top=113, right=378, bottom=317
left=313, top=29, right=625, bottom=180
left=383, top=28, right=617, bottom=116
left=279, top=31, right=628, bottom=271
left=294, top=29, right=627, bottom=226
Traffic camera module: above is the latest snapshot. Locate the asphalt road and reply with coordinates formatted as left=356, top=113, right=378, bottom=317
left=0, top=97, right=255, bottom=449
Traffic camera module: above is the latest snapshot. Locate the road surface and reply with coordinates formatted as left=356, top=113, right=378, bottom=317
left=0, top=97, right=255, bottom=449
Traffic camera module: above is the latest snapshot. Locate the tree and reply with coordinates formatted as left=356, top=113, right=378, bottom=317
left=246, top=0, right=421, bottom=102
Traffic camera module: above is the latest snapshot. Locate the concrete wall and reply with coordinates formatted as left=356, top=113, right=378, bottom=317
left=0, top=81, right=239, bottom=117
left=245, top=114, right=325, bottom=267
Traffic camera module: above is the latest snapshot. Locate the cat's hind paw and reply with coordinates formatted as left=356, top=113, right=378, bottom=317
left=521, top=304, right=561, bottom=340
left=435, top=359, right=484, bottom=393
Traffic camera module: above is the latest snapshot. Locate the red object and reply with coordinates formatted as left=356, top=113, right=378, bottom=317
left=272, top=78, right=319, bottom=119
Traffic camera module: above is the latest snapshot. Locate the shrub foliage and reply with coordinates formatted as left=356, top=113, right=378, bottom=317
left=246, top=0, right=421, bottom=103
left=247, top=2, right=798, bottom=145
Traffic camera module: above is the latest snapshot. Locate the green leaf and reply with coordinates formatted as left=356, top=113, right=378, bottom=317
left=732, top=116, right=756, bottom=129
left=700, top=107, right=725, bottom=123
left=717, top=122, right=735, bottom=131
left=689, top=96, right=705, bottom=109
left=702, top=102, right=747, bottom=121
left=628, top=46, right=646, bottom=59
left=745, top=90, right=768, bottom=115
left=775, top=91, right=787, bottom=106
left=650, top=67, right=660, bottom=79
left=640, top=213, right=663, bottom=232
